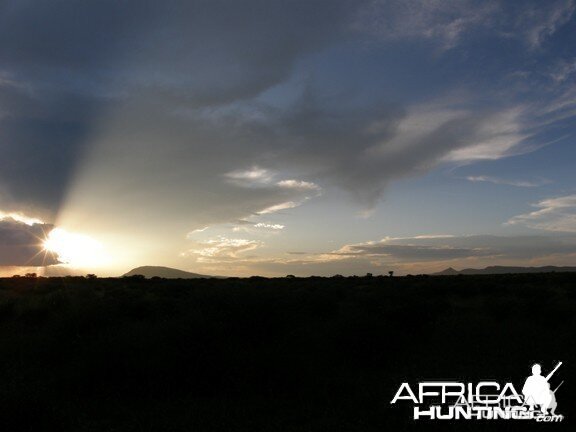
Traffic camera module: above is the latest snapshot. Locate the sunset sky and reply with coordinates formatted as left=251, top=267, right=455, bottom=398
left=1, top=0, right=576, bottom=277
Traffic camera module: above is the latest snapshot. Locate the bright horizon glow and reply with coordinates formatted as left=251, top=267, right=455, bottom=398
left=43, top=228, right=109, bottom=268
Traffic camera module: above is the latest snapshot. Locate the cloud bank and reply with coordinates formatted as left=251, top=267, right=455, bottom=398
left=1, top=1, right=572, bottom=218
left=180, top=233, right=576, bottom=277
left=0, top=217, right=57, bottom=266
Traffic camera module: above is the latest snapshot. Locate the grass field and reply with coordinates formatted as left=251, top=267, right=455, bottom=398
left=0, top=273, right=574, bottom=431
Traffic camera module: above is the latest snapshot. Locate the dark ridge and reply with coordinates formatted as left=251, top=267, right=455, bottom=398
left=122, top=265, right=219, bottom=279
left=433, top=265, right=576, bottom=275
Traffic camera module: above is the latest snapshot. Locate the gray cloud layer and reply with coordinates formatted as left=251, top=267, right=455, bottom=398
left=179, top=233, right=576, bottom=277
left=335, top=235, right=576, bottom=262
left=1, top=0, right=573, bottom=246
left=0, top=0, right=357, bottom=217
left=0, top=218, right=57, bottom=266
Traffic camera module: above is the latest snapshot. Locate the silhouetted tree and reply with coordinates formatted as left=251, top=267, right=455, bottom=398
left=388, top=271, right=394, bottom=277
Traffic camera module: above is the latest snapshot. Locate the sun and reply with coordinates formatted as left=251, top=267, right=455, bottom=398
left=43, top=228, right=108, bottom=267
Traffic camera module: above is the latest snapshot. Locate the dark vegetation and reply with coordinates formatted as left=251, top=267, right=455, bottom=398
left=0, top=273, right=574, bottom=431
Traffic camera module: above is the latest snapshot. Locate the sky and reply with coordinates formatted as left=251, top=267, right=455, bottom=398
left=1, top=0, right=576, bottom=277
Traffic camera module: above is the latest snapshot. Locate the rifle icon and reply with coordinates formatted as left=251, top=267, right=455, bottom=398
left=544, top=362, right=562, bottom=415
left=545, top=361, right=562, bottom=381
left=553, top=381, right=564, bottom=393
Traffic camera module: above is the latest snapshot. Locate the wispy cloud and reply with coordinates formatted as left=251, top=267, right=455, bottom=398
left=186, top=219, right=286, bottom=239
left=253, top=223, right=284, bottom=230
left=441, top=107, right=529, bottom=162
left=276, top=179, right=320, bottom=191
left=355, top=0, right=575, bottom=51
left=182, top=236, right=263, bottom=262
left=518, top=0, right=576, bottom=49
left=258, top=201, right=300, bottom=215
left=465, top=175, right=551, bottom=188
left=354, top=0, right=498, bottom=50
left=507, top=195, right=576, bottom=232
left=232, top=222, right=286, bottom=233
left=549, top=58, right=576, bottom=84
left=221, top=166, right=321, bottom=215
left=225, top=166, right=274, bottom=185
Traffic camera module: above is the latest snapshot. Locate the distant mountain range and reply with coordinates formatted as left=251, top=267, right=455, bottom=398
left=123, top=266, right=219, bottom=279
left=433, top=266, right=576, bottom=276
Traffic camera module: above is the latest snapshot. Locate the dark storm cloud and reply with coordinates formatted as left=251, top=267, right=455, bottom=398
left=0, top=0, right=358, bottom=216
left=0, top=0, right=357, bottom=105
left=0, top=218, right=58, bottom=266
left=0, top=83, right=104, bottom=213
left=0, top=0, right=155, bottom=213
left=1, top=0, right=573, bottom=229
left=267, top=97, right=508, bottom=205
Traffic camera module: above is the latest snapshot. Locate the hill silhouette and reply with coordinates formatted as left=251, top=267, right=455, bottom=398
left=434, top=265, right=576, bottom=275
left=123, top=265, right=217, bottom=279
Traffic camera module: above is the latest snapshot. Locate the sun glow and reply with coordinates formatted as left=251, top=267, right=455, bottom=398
left=44, top=228, right=108, bottom=267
